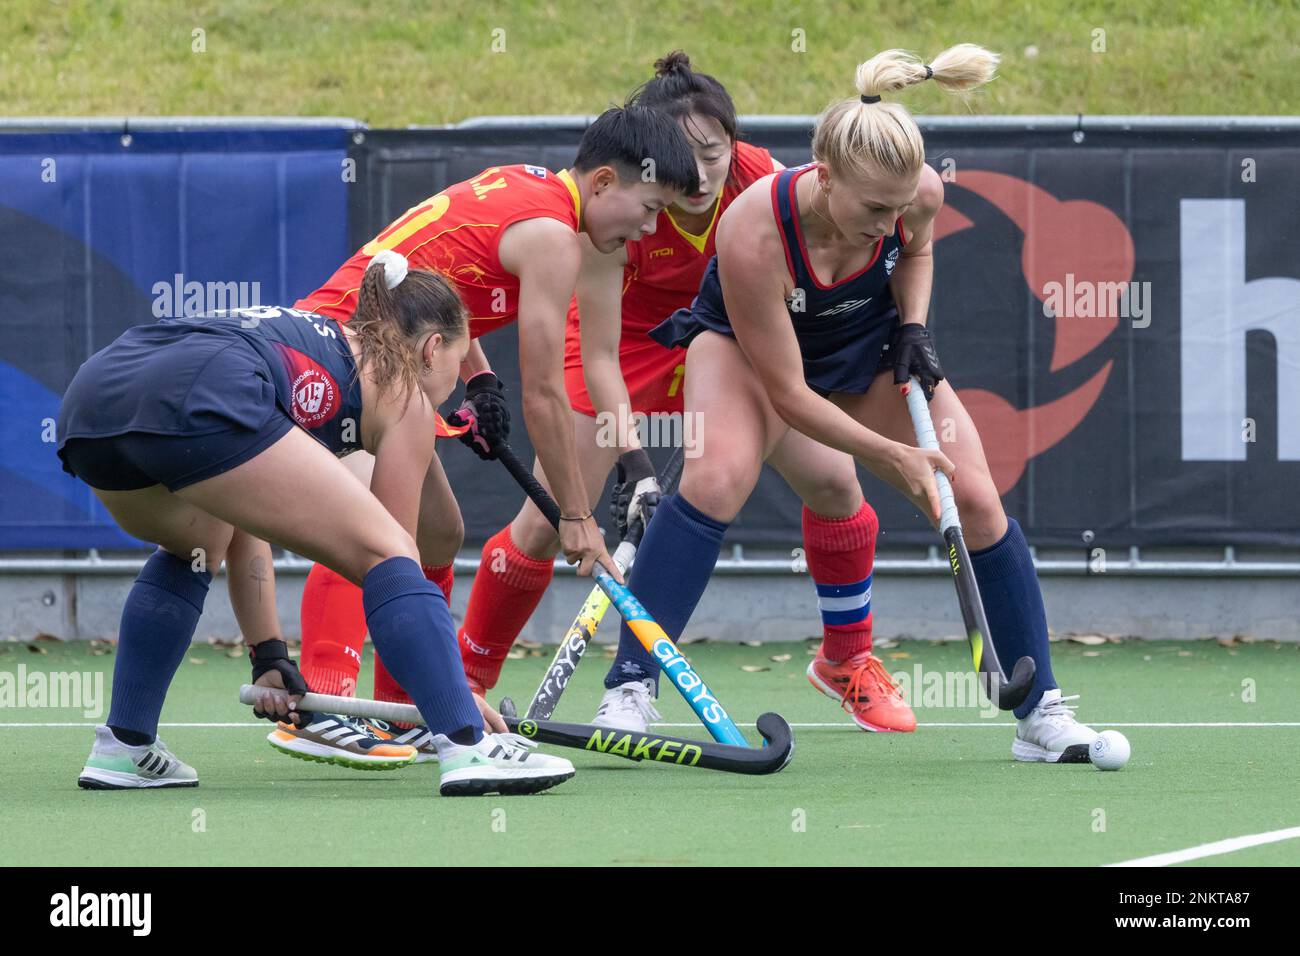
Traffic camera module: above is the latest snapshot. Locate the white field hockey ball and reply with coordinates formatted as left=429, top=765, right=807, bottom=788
left=1091, top=730, right=1131, bottom=771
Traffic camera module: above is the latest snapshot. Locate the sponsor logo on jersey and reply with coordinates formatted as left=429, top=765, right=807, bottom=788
left=649, top=246, right=674, bottom=258
left=816, top=297, right=872, bottom=317
left=290, top=367, right=337, bottom=427
left=523, top=164, right=548, bottom=179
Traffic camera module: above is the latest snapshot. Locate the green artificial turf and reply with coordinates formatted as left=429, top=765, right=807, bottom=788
left=1, top=637, right=1297, bottom=866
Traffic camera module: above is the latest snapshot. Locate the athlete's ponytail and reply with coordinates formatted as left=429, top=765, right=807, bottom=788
left=813, top=44, right=999, bottom=179
left=350, top=252, right=467, bottom=401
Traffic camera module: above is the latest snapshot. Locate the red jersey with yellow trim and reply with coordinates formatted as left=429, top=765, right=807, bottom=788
left=564, top=140, right=774, bottom=415
left=297, top=164, right=582, bottom=340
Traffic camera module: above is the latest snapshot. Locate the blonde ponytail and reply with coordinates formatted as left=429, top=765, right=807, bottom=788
left=813, top=44, right=1000, bottom=179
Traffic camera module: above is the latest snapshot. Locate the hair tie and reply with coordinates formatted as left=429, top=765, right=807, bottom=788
left=924, top=65, right=934, bottom=80
left=368, top=250, right=409, bottom=290
left=860, top=93, right=881, bottom=104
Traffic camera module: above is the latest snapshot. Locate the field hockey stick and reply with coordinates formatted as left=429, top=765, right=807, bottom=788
left=505, top=447, right=685, bottom=721
left=238, top=686, right=792, bottom=775
left=495, top=442, right=760, bottom=747
left=903, top=376, right=1036, bottom=710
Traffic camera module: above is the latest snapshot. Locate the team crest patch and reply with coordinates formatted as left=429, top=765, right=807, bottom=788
left=884, top=247, right=900, bottom=276
left=290, top=367, right=338, bottom=427
left=523, top=164, right=548, bottom=179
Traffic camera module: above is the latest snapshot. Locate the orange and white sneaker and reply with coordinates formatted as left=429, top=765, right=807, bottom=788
left=267, top=713, right=418, bottom=770
left=361, top=717, right=439, bottom=764
left=807, top=650, right=916, bottom=732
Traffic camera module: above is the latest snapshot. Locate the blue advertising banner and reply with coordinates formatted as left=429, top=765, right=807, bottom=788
left=0, top=127, right=352, bottom=548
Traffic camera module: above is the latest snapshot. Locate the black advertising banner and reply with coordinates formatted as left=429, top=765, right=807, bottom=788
left=346, top=120, right=1300, bottom=548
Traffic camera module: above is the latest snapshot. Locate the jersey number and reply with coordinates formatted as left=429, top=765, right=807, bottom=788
left=362, top=194, right=452, bottom=256
left=359, top=168, right=509, bottom=255
left=667, top=363, right=686, bottom=398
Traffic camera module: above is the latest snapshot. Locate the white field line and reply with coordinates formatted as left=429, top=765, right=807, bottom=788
left=1, top=721, right=1298, bottom=729
left=1107, top=826, right=1300, bottom=867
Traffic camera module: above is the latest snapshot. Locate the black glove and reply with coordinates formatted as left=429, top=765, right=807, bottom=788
left=609, top=448, right=662, bottom=539
left=248, top=639, right=309, bottom=724
left=888, top=323, right=945, bottom=401
left=447, top=371, right=510, bottom=460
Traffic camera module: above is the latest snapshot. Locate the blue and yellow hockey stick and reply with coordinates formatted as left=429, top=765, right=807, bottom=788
left=496, top=443, right=756, bottom=747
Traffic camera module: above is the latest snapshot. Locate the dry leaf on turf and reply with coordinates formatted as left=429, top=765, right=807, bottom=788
left=1082, top=651, right=1101, bottom=657
left=888, top=651, right=911, bottom=659
left=1068, top=635, right=1107, bottom=645
left=739, top=640, right=762, bottom=647
left=740, top=665, right=770, bottom=673
left=26, top=643, right=48, bottom=654
left=770, top=653, right=792, bottom=663
left=517, top=639, right=542, bottom=649
left=189, top=657, right=206, bottom=665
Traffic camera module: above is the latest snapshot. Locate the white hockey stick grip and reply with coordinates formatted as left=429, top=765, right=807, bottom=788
left=903, top=375, right=960, bottom=534
left=239, top=684, right=422, bottom=724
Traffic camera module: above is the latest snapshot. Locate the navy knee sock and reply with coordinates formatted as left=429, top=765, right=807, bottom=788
left=106, top=549, right=211, bottom=742
left=605, top=493, right=729, bottom=693
left=969, top=517, right=1058, bottom=718
left=362, top=556, right=481, bottom=745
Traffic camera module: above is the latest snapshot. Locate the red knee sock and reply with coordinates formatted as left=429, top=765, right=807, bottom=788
left=802, top=500, right=878, bottom=662
left=373, top=563, right=454, bottom=705
left=298, top=563, right=367, bottom=697
left=457, top=526, right=555, bottom=690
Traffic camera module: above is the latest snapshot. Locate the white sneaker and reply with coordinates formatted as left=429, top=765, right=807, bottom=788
left=434, top=732, right=575, bottom=796
left=592, top=680, right=661, bottom=733
left=1012, top=689, right=1098, bottom=763
left=78, top=725, right=199, bottom=789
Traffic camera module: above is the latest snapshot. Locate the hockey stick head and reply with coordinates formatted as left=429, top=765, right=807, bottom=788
left=754, top=712, right=795, bottom=773
left=982, top=655, right=1037, bottom=711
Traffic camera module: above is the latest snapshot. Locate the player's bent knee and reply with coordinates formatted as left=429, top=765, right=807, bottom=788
left=354, top=528, right=421, bottom=581
left=680, top=464, right=756, bottom=523
left=799, top=475, right=863, bottom=518
left=956, top=483, right=1007, bottom=544
left=510, top=505, right=561, bottom=558
left=420, top=514, right=464, bottom=564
